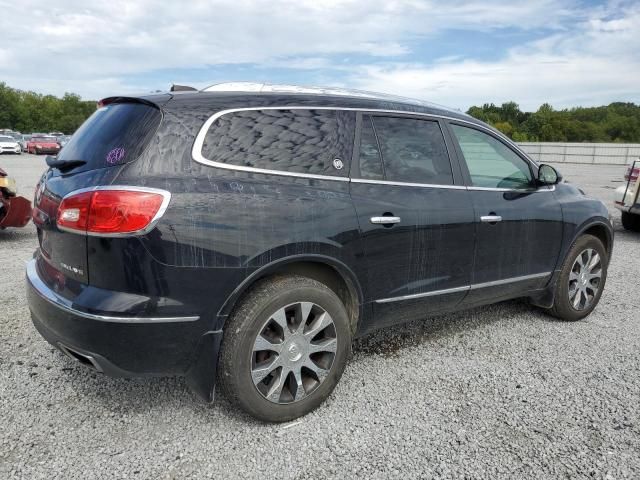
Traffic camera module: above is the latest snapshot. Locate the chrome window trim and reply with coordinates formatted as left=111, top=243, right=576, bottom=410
left=27, top=260, right=199, bottom=323
left=374, top=271, right=551, bottom=304
left=351, top=178, right=467, bottom=190
left=58, top=185, right=172, bottom=237
left=191, top=106, right=539, bottom=182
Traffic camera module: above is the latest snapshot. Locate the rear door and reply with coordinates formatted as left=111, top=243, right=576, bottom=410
left=446, top=122, right=564, bottom=305
left=350, top=113, right=475, bottom=332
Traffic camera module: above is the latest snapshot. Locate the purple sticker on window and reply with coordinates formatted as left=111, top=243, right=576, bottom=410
left=106, top=147, right=125, bottom=165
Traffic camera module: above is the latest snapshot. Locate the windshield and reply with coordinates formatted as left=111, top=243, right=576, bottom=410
left=32, top=137, right=57, bottom=142
left=0, top=136, right=15, bottom=142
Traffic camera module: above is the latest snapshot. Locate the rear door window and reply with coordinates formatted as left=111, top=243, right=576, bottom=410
left=371, top=116, right=454, bottom=185
left=57, top=102, right=162, bottom=171
left=201, top=109, right=355, bottom=177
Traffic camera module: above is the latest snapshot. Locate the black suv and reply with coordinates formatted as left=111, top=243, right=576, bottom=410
left=27, top=83, right=613, bottom=421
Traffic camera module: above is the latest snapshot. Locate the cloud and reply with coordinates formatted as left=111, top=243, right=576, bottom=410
left=350, top=1, right=640, bottom=109
left=0, top=0, right=637, bottom=109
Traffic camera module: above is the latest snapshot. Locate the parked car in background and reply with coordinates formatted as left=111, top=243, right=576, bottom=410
left=0, top=166, right=31, bottom=229
left=27, top=135, right=61, bottom=155
left=18, top=135, right=32, bottom=152
left=0, top=135, right=22, bottom=155
left=56, top=135, right=72, bottom=148
left=26, top=83, right=613, bottom=422
left=614, top=160, right=640, bottom=231
left=48, top=132, right=64, bottom=138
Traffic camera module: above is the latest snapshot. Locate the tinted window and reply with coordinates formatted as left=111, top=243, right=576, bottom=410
left=451, top=125, right=533, bottom=189
left=372, top=116, right=453, bottom=185
left=57, top=102, right=161, bottom=171
left=358, top=115, right=384, bottom=180
left=202, top=109, right=354, bottom=177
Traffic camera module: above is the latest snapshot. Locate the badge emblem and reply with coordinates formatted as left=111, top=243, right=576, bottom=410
left=333, top=158, right=344, bottom=170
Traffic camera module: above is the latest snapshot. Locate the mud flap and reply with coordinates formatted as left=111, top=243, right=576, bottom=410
left=185, top=330, right=223, bottom=403
left=0, top=195, right=32, bottom=228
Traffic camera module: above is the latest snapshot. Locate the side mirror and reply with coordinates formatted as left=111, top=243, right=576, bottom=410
left=538, top=164, right=562, bottom=185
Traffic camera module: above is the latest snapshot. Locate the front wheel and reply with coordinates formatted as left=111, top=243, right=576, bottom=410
left=218, top=275, right=352, bottom=422
left=547, top=234, right=608, bottom=321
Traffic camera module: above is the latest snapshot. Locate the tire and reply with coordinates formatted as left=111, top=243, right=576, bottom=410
left=547, top=234, right=608, bottom=321
left=621, top=211, right=640, bottom=232
left=218, top=275, right=352, bottom=422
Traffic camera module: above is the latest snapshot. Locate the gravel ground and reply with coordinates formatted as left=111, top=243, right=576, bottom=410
left=1, top=154, right=639, bottom=479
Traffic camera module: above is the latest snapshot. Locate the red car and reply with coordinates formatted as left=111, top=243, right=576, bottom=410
left=27, top=136, right=61, bottom=155
left=0, top=167, right=31, bottom=229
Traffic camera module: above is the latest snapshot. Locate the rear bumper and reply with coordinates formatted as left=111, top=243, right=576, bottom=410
left=26, top=258, right=215, bottom=378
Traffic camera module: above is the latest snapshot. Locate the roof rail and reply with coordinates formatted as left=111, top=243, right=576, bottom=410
left=201, top=82, right=458, bottom=111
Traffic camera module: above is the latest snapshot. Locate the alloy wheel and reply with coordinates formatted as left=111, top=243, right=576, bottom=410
left=568, top=248, right=602, bottom=311
left=251, top=302, right=337, bottom=404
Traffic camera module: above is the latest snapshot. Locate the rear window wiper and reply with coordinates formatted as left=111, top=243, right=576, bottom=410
left=45, top=156, right=87, bottom=171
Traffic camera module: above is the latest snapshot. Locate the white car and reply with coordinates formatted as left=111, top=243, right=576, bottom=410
left=0, top=135, right=22, bottom=155
left=614, top=160, right=640, bottom=231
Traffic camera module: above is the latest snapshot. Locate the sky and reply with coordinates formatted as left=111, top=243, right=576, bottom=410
left=0, top=0, right=638, bottom=111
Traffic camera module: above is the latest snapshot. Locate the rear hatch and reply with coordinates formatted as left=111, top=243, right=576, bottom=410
left=32, top=98, right=164, bottom=296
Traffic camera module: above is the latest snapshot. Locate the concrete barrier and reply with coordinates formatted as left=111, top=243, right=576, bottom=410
left=518, top=142, right=640, bottom=165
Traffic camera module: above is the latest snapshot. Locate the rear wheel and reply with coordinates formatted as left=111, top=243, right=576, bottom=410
left=547, top=234, right=608, bottom=321
left=621, top=211, right=640, bottom=232
left=218, top=275, right=352, bottom=422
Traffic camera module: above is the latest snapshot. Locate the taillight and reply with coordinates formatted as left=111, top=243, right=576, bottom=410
left=625, top=163, right=639, bottom=183
left=57, top=187, right=170, bottom=236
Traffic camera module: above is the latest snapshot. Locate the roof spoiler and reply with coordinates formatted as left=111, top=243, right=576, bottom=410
left=170, top=84, right=197, bottom=92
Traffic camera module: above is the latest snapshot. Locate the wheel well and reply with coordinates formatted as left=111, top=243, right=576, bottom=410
left=243, top=261, right=360, bottom=335
left=583, top=224, right=611, bottom=255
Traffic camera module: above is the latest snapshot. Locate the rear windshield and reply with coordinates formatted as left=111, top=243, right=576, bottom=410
left=57, top=102, right=161, bottom=170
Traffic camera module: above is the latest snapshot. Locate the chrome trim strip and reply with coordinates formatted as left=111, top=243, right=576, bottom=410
left=467, top=185, right=556, bottom=193
left=468, top=272, right=551, bottom=290
left=374, top=272, right=552, bottom=304
left=58, top=185, right=172, bottom=237
left=375, top=285, right=470, bottom=304
left=192, top=105, right=539, bottom=180
left=26, top=260, right=199, bottom=323
left=350, top=178, right=467, bottom=190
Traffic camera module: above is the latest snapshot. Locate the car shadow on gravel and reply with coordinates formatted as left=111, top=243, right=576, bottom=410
left=353, top=299, right=548, bottom=359
left=47, top=347, right=262, bottom=424
left=0, top=227, right=36, bottom=241
left=42, top=299, right=555, bottom=425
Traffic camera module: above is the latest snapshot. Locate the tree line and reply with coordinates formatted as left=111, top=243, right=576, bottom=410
left=467, top=101, right=640, bottom=143
left=2, top=81, right=640, bottom=142
left=0, top=82, right=97, bottom=135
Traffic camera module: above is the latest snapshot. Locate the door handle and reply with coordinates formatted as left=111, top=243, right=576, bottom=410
left=480, top=215, right=502, bottom=223
left=370, top=216, right=401, bottom=225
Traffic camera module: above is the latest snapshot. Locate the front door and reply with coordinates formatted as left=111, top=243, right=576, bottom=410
left=447, top=122, right=564, bottom=305
left=350, top=114, right=475, bottom=332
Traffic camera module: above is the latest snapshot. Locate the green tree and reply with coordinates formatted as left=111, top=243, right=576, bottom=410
left=0, top=82, right=96, bottom=134
left=466, top=100, right=640, bottom=143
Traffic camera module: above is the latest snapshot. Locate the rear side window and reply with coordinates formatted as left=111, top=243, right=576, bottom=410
left=57, top=102, right=161, bottom=170
left=201, top=109, right=354, bottom=177
left=371, top=116, right=453, bottom=185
